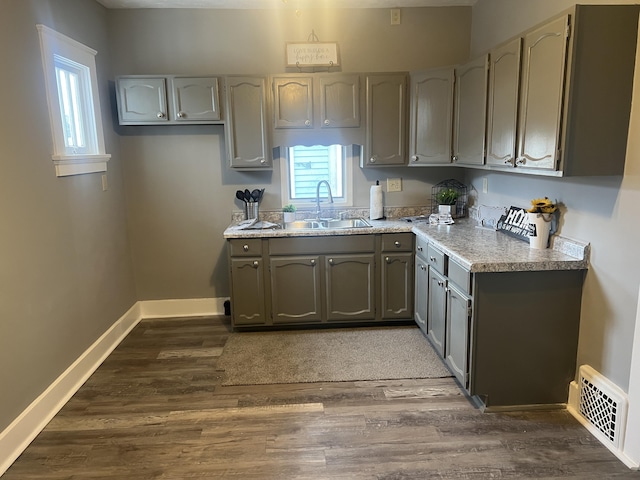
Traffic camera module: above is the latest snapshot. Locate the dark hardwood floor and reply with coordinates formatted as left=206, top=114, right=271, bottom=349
left=4, top=316, right=639, bottom=479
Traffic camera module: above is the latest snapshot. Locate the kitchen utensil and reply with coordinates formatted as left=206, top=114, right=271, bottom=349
left=236, top=190, right=246, bottom=203
left=251, top=189, right=261, bottom=202
left=244, top=189, right=251, bottom=202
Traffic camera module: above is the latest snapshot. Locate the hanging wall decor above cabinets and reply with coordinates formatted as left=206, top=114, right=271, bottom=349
left=116, top=75, right=222, bottom=125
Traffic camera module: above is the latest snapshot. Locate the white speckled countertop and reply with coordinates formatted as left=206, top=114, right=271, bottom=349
left=223, top=214, right=589, bottom=273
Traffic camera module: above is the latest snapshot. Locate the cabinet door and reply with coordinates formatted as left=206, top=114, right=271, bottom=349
left=273, top=76, right=313, bottom=129
left=225, top=76, right=271, bottom=169
left=381, top=252, right=414, bottom=319
left=453, top=55, right=489, bottom=166
left=446, top=283, right=472, bottom=388
left=427, top=268, right=447, bottom=356
left=517, top=15, right=570, bottom=171
left=170, top=77, right=220, bottom=122
left=230, top=258, right=266, bottom=326
left=117, top=77, right=168, bottom=124
left=319, top=74, right=360, bottom=128
left=270, top=256, right=322, bottom=324
left=486, top=38, right=522, bottom=167
left=325, top=254, right=375, bottom=322
left=364, top=74, right=407, bottom=166
left=408, top=68, right=454, bottom=165
left=414, top=255, right=429, bottom=334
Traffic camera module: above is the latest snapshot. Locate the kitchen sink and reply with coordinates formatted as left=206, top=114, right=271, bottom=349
left=282, top=218, right=372, bottom=230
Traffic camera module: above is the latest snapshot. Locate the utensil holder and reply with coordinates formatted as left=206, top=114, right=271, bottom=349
left=245, top=202, right=259, bottom=220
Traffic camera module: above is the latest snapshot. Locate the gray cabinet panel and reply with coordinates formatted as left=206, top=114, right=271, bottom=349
left=170, top=77, right=220, bottom=122
left=319, top=75, right=360, bottom=128
left=446, top=282, right=471, bottom=387
left=381, top=252, right=414, bottom=319
left=453, top=55, right=488, bottom=166
left=364, top=73, right=407, bottom=167
left=414, top=253, right=428, bottom=334
left=486, top=38, right=521, bottom=167
left=517, top=15, right=569, bottom=171
left=230, top=258, right=266, bottom=326
left=270, top=256, right=322, bottom=324
left=408, top=68, right=454, bottom=165
left=427, top=268, right=446, bottom=356
left=117, top=77, right=168, bottom=124
left=325, top=254, right=375, bottom=321
left=225, top=76, right=271, bottom=169
left=273, top=76, right=313, bottom=129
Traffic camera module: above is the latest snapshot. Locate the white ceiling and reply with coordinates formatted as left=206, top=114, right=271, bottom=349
left=96, top=0, right=476, bottom=9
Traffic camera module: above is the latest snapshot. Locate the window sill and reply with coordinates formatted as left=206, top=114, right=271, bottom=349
left=51, top=154, right=111, bottom=177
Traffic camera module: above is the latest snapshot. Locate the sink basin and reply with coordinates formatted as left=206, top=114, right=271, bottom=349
left=282, top=218, right=372, bottom=230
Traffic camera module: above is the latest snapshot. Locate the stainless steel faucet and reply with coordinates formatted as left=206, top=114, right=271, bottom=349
left=315, top=180, right=334, bottom=218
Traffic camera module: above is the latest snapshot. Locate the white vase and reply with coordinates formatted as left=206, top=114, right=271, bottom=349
left=438, top=205, right=453, bottom=216
left=527, top=212, right=553, bottom=249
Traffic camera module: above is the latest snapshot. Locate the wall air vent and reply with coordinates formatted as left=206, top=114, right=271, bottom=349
left=576, top=365, right=628, bottom=450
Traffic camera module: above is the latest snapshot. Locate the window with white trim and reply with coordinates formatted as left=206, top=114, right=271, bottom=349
left=37, top=25, right=110, bottom=177
left=280, top=144, right=355, bottom=208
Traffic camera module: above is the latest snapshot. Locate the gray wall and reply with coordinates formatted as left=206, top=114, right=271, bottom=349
left=0, top=0, right=136, bottom=431
left=467, top=0, right=640, bottom=392
left=108, top=7, right=472, bottom=300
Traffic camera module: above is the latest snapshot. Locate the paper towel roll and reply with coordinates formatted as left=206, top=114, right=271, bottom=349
left=370, top=182, right=383, bottom=220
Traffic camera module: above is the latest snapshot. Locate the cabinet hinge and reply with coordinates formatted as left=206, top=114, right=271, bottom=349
left=565, top=23, right=571, bottom=40
left=467, top=306, right=473, bottom=317
left=556, top=149, right=562, bottom=168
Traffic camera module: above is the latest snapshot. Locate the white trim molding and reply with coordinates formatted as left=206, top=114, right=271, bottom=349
left=0, top=297, right=228, bottom=476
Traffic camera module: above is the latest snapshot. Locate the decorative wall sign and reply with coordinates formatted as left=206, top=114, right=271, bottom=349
left=286, top=42, right=340, bottom=67
left=496, top=206, right=530, bottom=242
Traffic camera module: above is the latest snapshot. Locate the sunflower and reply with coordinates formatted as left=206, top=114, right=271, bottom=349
left=527, top=197, right=557, bottom=214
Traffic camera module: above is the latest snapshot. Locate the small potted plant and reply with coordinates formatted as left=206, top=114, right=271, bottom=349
left=282, top=204, right=296, bottom=223
left=435, top=188, right=458, bottom=216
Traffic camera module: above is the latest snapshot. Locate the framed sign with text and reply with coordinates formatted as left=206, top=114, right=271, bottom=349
left=286, top=42, right=340, bottom=67
left=496, top=206, right=530, bottom=242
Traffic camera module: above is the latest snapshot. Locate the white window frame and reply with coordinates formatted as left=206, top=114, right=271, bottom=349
left=37, top=25, right=110, bottom=177
left=279, top=144, right=355, bottom=209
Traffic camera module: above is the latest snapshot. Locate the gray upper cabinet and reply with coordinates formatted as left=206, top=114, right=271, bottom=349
left=116, top=75, right=222, bottom=125
left=272, top=76, right=314, bottom=129
left=515, top=5, right=639, bottom=175
left=408, top=67, right=454, bottom=166
left=363, top=73, right=408, bottom=167
left=486, top=38, right=522, bottom=167
left=225, top=76, right=271, bottom=169
left=319, top=74, right=360, bottom=128
left=117, top=77, right=168, bottom=124
left=170, top=77, right=221, bottom=122
left=453, top=55, right=489, bottom=166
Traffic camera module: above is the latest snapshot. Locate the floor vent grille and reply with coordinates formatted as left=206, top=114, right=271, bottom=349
left=577, top=365, right=627, bottom=449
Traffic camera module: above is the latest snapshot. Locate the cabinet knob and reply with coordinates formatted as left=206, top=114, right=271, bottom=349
left=452, top=155, right=458, bottom=162
left=177, top=111, right=186, bottom=118
left=504, top=157, right=513, bottom=166
left=516, top=157, right=526, bottom=166
left=385, top=256, right=391, bottom=263
left=430, top=256, right=436, bottom=262
left=305, top=120, right=311, bottom=127
left=420, top=264, right=427, bottom=271
left=243, top=244, right=250, bottom=252
left=417, top=245, right=423, bottom=252
left=411, top=155, right=419, bottom=162
left=260, top=158, right=266, bottom=165
left=437, top=280, right=444, bottom=287
left=324, top=119, right=330, bottom=126
left=156, top=112, right=165, bottom=118
left=370, top=155, right=377, bottom=163
left=252, top=261, right=259, bottom=268
left=394, top=241, right=401, bottom=247
left=328, top=258, right=334, bottom=265
left=310, top=259, right=316, bottom=265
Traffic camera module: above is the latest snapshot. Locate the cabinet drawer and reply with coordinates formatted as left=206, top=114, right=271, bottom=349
left=381, top=233, right=414, bottom=252
left=427, top=244, right=447, bottom=275
left=228, top=238, right=263, bottom=257
left=415, top=234, right=429, bottom=258
left=448, top=258, right=471, bottom=294
left=270, top=235, right=375, bottom=255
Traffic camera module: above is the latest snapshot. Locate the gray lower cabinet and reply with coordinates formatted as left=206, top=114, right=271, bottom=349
left=270, top=255, right=322, bottom=324
left=228, top=239, right=267, bottom=326
left=225, top=76, right=271, bottom=169
left=413, top=236, right=429, bottom=334
left=325, top=254, right=375, bottom=322
left=445, top=281, right=472, bottom=387
left=427, top=268, right=447, bottom=356
left=380, top=232, right=414, bottom=319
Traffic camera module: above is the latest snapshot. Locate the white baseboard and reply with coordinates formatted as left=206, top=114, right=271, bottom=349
left=0, top=297, right=228, bottom=476
left=0, top=302, right=141, bottom=476
left=139, top=297, right=228, bottom=319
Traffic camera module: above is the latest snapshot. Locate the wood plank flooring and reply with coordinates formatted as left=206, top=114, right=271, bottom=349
left=4, top=317, right=639, bottom=479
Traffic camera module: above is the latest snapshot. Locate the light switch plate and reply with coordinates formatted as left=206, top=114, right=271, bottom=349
left=390, top=8, right=401, bottom=25
left=387, top=178, right=402, bottom=192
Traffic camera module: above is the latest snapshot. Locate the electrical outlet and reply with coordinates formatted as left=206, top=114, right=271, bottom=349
left=387, top=178, right=402, bottom=192
left=482, top=177, right=488, bottom=194
left=390, top=8, right=401, bottom=25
